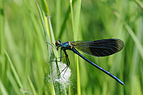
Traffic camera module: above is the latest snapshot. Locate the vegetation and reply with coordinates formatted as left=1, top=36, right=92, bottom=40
left=0, top=0, right=143, bottom=95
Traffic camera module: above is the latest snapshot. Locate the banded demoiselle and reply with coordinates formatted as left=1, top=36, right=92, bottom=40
left=55, top=39, right=124, bottom=85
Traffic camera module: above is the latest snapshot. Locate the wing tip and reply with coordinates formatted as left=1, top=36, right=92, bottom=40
left=115, top=39, right=124, bottom=51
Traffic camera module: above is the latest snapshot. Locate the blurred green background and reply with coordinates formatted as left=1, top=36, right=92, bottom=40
left=0, top=0, right=143, bottom=95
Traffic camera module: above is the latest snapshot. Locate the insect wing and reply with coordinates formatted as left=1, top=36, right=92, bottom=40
left=71, top=39, right=124, bottom=57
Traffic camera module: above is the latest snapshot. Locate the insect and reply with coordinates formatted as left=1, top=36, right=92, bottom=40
left=55, top=39, right=124, bottom=85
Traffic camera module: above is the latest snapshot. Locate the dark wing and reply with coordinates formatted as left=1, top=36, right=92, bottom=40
left=71, top=39, right=124, bottom=57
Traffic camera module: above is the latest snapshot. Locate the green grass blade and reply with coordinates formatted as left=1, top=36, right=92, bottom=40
left=124, top=24, right=143, bottom=59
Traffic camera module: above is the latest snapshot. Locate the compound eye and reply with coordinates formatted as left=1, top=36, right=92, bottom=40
left=55, top=40, right=61, bottom=46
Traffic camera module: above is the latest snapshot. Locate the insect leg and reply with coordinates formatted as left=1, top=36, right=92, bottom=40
left=63, top=50, right=70, bottom=67
left=57, top=49, right=70, bottom=78
left=59, top=48, right=63, bottom=62
left=59, top=50, right=70, bottom=78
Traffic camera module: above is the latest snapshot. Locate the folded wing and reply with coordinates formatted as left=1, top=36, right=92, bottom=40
left=71, top=39, right=124, bottom=57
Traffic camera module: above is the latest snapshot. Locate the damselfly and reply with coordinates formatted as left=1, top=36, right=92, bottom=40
left=55, top=39, right=124, bottom=85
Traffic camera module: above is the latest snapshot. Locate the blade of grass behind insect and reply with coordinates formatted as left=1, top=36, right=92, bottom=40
left=0, top=80, right=8, bottom=95
left=36, top=0, right=68, bottom=95
left=35, top=1, right=56, bottom=95
left=38, top=0, right=58, bottom=58
left=0, top=1, right=4, bottom=54
left=4, top=51, right=23, bottom=90
left=129, top=17, right=143, bottom=95
left=124, top=22, right=143, bottom=95
left=124, top=24, right=143, bottom=60
left=134, top=0, right=143, bottom=10
left=58, top=0, right=76, bottom=39
left=47, top=2, right=69, bottom=95
left=55, top=0, right=61, bottom=38
left=47, top=13, right=68, bottom=95
left=70, top=0, right=81, bottom=95
left=0, top=0, right=5, bottom=82
left=4, top=51, right=25, bottom=95
left=27, top=77, right=38, bottom=95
